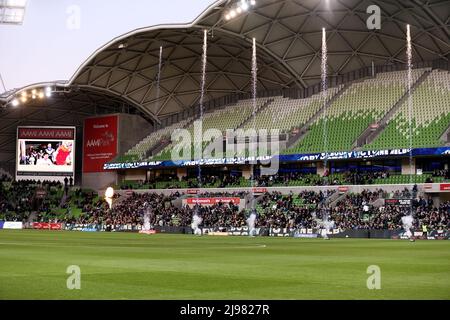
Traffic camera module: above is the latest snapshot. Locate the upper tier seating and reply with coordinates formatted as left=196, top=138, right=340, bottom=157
left=152, top=98, right=270, bottom=160
left=286, top=69, right=428, bottom=154
left=115, top=117, right=194, bottom=162
left=366, top=69, right=450, bottom=150
left=111, top=68, right=449, bottom=163
left=241, top=87, right=340, bottom=133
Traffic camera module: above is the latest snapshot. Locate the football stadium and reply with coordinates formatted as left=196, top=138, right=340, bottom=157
left=0, top=0, right=449, bottom=303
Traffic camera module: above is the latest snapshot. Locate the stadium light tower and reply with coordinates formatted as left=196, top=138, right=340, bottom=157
left=0, top=0, right=27, bottom=25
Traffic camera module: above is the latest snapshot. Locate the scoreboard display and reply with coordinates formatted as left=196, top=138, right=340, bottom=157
left=16, top=126, right=76, bottom=183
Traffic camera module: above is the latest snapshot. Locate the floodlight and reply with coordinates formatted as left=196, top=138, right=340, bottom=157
left=230, top=9, right=236, bottom=18
left=11, top=98, right=19, bottom=106
left=18, top=91, right=27, bottom=102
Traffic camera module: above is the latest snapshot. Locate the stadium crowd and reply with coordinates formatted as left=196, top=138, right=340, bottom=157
left=0, top=177, right=65, bottom=222
left=63, top=188, right=448, bottom=232
left=119, top=169, right=449, bottom=190
left=1, top=177, right=449, bottom=232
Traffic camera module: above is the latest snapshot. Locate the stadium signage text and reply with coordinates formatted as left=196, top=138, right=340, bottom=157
left=35, top=189, right=47, bottom=199
left=61, top=223, right=449, bottom=240
left=270, top=228, right=293, bottom=237
left=33, top=222, right=63, bottom=230
left=385, top=199, right=412, bottom=206
left=83, top=115, right=118, bottom=173
left=186, top=198, right=241, bottom=205
left=15, top=126, right=76, bottom=183
left=338, top=186, right=349, bottom=193
left=18, top=127, right=75, bottom=140
left=104, top=146, right=450, bottom=170
left=294, top=233, right=318, bottom=238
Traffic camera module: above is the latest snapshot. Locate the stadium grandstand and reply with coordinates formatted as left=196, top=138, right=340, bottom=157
left=0, top=0, right=449, bottom=222
left=0, top=0, right=449, bottom=301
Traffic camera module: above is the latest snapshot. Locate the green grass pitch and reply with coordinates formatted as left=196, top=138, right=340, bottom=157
left=0, top=230, right=449, bottom=300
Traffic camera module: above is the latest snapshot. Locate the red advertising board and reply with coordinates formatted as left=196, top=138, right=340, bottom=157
left=51, top=223, right=63, bottom=230
left=33, top=222, right=62, bottom=230
left=83, top=115, right=118, bottom=173
left=252, top=188, right=267, bottom=194
left=187, top=198, right=241, bottom=205
left=440, top=183, right=450, bottom=191
left=385, top=199, right=412, bottom=206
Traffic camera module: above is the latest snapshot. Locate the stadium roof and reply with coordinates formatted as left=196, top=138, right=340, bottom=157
left=0, top=0, right=449, bottom=164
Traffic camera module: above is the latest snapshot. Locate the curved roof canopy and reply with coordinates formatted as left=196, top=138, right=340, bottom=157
left=68, top=0, right=449, bottom=120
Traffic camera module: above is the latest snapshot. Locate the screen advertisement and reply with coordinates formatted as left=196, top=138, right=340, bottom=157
left=83, top=115, right=118, bottom=173
left=16, top=127, right=76, bottom=182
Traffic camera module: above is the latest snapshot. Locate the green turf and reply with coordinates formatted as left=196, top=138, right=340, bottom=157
left=0, top=230, right=449, bottom=300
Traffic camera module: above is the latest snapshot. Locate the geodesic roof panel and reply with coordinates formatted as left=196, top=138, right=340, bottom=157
left=198, top=0, right=449, bottom=87
left=70, top=27, right=294, bottom=120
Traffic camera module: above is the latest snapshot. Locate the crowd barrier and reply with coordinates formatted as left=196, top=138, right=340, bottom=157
left=0, top=221, right=23, bottom=230
left=60, top=223, right=449, bottom=239
left=32, top=222, right=63, bottom=230
left=1, top=221, right=447, bottom=240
